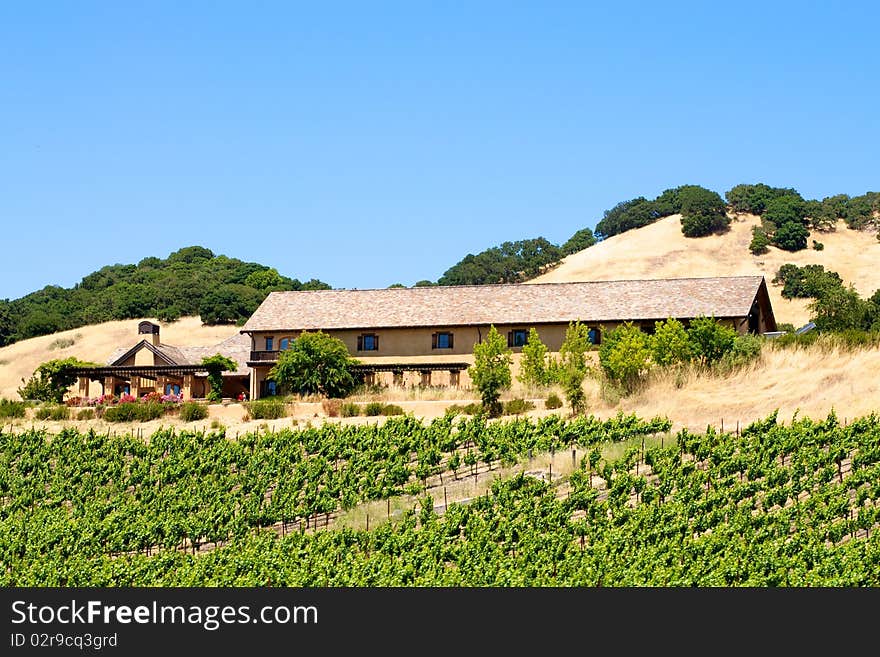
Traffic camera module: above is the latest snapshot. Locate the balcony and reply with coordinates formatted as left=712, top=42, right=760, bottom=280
left=249, top=350, right=279, bottom=362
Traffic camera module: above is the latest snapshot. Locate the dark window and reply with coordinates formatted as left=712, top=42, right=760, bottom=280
left=265, top=336, right=274, bottom=351
left=164, top=383, right=181, bottom=395
left=357, top=333, right=379, bottom=351
left=507, top=329, right=528, bottom=348
left=433, top=332, right=454, bottom=349
left=588, top=328, right=601, bottom=345
left=280, top=338, right=291, bottom=350
left=267, top=381, right=277, bottom=396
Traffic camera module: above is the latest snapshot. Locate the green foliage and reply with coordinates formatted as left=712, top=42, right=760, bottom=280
left=544, top=392, right=563, bottom=410
left=776, top=323, right=796, bottom=333
left=102, top=402, right=165, bottom=423
left=809, top=285, right=872, bottom=332
left=35, top=405, right=70, bottom=421
left=678, top=186, right=730, bottom=237
left=0, top=399, right=27, bottom=419
left=387, top=283, right=406, bottom=289
left=842, top=192, right=880, bottom=230
left=413, top=280, right=436, bottom=287
left=1, top=247, right=331, bottom=346
left=76, top=408, right=95, bottom=421
left=561, top=227, right=597, bottom=256
left=772, top=219, right=810, bottom=252
left=340, top=402, right=361, bottom=417
left=558, top=321, right=591, bottom=414
left=180, top=402, right=209, bottom=422
left=718, top=334, right=764, bottom=371
left=595, top=197, right=665, bottom=239
left=651, top=318, right=692, bottom=366
left=812, top=240, right=824, bottom=251
left=687, top=316, right=737, bottom=365
left=468, top=325, right=512, bottom=417
left=268, top=331, right=358, bottom=398
left=438, top=238, right=563, bottom=285
left=48, top=336, right=76, bottom=350
left=749, top=226, right=771, bottom=255
left=245, top=398, right=287, bottom=420
left=517, top=328, right=551, bottom=387
left=503, top=398, right=535, bottom=415
left=725, top=183, right=801, bottom=215
left=18, top=357, right=97, bottom=403
left=200, top=354, right=238, bottom=403
left=773, top=264, right=843, bottom=300
left=598, top=322, right=653, bottom=391
left=445, top=402, right=483, bottom=416
left=381, top=404, right=405, bottom=416
left=364, top=402, right=385, bottom=417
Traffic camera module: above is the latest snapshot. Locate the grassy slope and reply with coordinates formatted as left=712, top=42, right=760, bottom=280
left=530, top=213, right=880, bottom=327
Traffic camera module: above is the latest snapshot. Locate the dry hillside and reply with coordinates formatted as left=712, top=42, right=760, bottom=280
left=531, top=213, right=880, bottom=327
left=0, top=317, right=239, bottom=400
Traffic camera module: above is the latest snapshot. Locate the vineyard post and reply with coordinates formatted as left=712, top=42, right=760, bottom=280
left=444, top=486, right=448, bottom=512
left=572, top=449, right=576, bottom=469
left=387, top=498, right=390, bottom=519
left=721, top=418, right=724, bottom=434
left=366, top=514, right=369, bottom=531
left=549, top=461, right=552, bottom=482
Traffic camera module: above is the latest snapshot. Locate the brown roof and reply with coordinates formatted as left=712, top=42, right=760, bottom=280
left=240, top=276, right=769, bottom=332
left=108, top=333, right=252, bottom=377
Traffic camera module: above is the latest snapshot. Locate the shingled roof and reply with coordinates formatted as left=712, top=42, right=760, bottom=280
left=107, top=333, right=252, bottom=376
left=240, top=276, right=770, bottom=332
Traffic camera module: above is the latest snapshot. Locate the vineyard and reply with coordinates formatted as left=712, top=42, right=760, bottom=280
left=3, top=410, right=880, bottom=585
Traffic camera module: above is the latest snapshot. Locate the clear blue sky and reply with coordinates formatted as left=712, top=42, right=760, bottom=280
left=2, top=1, right=878, bottom=300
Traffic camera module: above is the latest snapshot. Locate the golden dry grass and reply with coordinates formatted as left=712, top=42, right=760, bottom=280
left=0, top=317, right=239, bottom=400
left=531, top=213, right=880, bottom=328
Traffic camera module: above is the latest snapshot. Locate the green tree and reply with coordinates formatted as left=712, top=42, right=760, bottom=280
left=598, top=322, right=653, bottom=392
left=468, top=325, right=512, bottom=417
left=651, top=318, right=692, bottom=366
left=201, top=354, right=238, bottom=402
left=561, top=228, right=597, bottom=256
left=725, top=183, right=801, bottom=215
left=245, top=268, right=285, bottom=290
left=595, top=197, right=663, bottom=239
left=558, top=321, right=591, bottom=414
left=18, top=357, right=97, bottom=403
left=0, top=300, right=12, bottom=347
left=387, top=283, right=406, bottom=288
left=679, top=186, right=730, bottom=237
left=413, top=280, right=436, bottom=287
left=809, top=285, right=871, bottom=332
left=772, top=221, right=809, bottom=252
left=749, top=226, right=771, bottom=255
left=517, top=328, right=551, bottom=387
left=269, top=331, right=359, bottom=398
left=687, top=316, right=737, bottom=365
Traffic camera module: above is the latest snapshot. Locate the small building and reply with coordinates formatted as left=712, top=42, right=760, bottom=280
left=72, top=321, right=251, bottom=400
left=240, top=275, right=776, bottom=398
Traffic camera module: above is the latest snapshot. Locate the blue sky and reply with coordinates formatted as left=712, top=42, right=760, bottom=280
left=2, top=1, right=878, bottom=299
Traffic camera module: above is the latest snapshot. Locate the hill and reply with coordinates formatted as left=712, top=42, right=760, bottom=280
left=0, top=317, right=238, bottom=400
left=529, top=213, right=880, bottom=327
left=0, top=245, right=329, bottom=347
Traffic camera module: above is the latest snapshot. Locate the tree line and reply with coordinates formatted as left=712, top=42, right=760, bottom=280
left=0, top=246, right=330, bottom=347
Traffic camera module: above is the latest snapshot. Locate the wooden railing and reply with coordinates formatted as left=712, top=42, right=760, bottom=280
left=249, top=351, right=279, bottom=362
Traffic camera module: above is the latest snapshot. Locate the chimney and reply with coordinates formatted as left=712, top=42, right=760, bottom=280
left=138, top=321, right=161, bottom=347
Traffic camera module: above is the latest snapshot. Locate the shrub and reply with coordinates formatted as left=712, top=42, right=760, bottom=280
left=678, top=186, right=730, bottom=237
left=687, top=316, right=737, bottom=365
left=35, top=405, right=69, bottom=421
left=468, top=325, right=512, bottom=417
left=340, top=402, right=361, bottom=417
left=180, top=402, right=209, bottom=422
left=0, top=399, right=27, bottom=419
left=504, top=398, right=535, bottom=415
left=76, top=408, right=95, bottom=420
left=719, top=334, right=763, bottom=370
left=749, top=226, right=771, bottom=255
left=651, top=318, right=692, bottom=366
left=321, top=398, right=341, bottom=417
left=445, top=402, right=482, bottom=416
left=598, top=322, right=653, bottom=391
left=776, top=323, right=796, bottom=333
left=363, top=402, right=385, bottom=417
left=247, top=398, right=287, bottom=420
left=544, top=392, right=563, bottom=410
left=48, top=337, right=75, bottom=350
left=18, top=357, right=97, bottom=403
left=812, top=240, right=824, bottom=251
left=103, top=401, right=165, bottom=422
left=201, top=354, right=238, bottom=402
left=381, top=404, right=405, bottom=416
left=517, top=328, right=552, bottom=387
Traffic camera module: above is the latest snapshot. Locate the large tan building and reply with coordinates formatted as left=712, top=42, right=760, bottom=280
left=241, top=276, right=776, bottom=399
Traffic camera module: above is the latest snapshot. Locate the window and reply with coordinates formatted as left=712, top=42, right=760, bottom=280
left=588, top=328, right=601, bottom=345
left=357, top=333, right=379, bottom=351
left=267, top=380, right=277, bottom=396
left=280, top=338, right=291, bottom=350
left=432, top=332, right=454, bottom=349
left=265, top=336, right=274, bottom=351
left=164, top=383, right=181, bottom=395
left=507, top=329, right=528, bottom=348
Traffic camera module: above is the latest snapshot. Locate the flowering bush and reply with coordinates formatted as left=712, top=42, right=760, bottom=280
left=141, top=391, right=164, bottom=404
left=119, top=393, right=136, bottom=404
left=161, top=393, right=183, bottom=403
left=65, top=396, right=86, bottom=407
